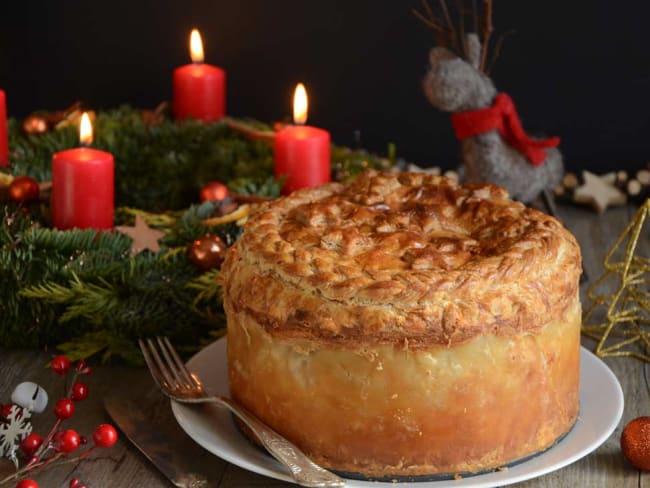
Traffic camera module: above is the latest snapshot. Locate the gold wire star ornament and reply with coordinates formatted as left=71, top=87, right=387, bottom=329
left=582, top=199, right=650, bottom=362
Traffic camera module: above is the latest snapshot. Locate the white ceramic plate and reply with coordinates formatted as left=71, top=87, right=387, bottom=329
left=171, top=339, right=624, bottom=487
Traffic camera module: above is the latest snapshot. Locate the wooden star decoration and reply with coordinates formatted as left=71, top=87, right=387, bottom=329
left=573, top=170, right=627, bottom=213
left=115, top=215, right=166, bottom=255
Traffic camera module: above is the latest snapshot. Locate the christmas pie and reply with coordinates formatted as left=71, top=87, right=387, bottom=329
left=221, top=170, right=582, bottom=478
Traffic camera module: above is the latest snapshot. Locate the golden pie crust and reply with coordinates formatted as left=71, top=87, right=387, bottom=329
left=221, top=170, right=582, bottom=477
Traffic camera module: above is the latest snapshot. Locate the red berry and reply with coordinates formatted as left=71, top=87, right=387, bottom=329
left=69, top=479, right=86, bottom=488
left=51, top=355, right=71, bottom=375
left=93, top=424, right=118, bottom=448
left=54, top=398, right=75, bottom=419
left=16, top=480, right=39, bottom=488
left=0, top=404, right=13, bottom=418
left=71, top=382, right=88, bottom=401
left=80, top=436, right=88, bottom=445
left=57, top=429, right=81, bottom=453
left=75, top=360, right=92, bottom=375
left=20, top=433, right=43, bottom=456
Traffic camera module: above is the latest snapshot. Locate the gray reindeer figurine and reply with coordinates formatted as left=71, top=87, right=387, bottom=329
left=423, top=32, right=564, bottom=204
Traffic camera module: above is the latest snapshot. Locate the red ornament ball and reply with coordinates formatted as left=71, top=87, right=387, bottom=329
left=8, top=176, right=40, bottom=203
left=22, top=115, right=49, bottom=135
left=20, top=433, right=43, bottom=456
left=51, top=355, right=71, bottom=375
left=622, top=416, right=650, bottom=470
left=199, top=181, right=229, bottom=202
left=71, top=382, right=89, bottom=401
left=188, top=234, right=227, bottom=271
left=57, top=429, right=81, bottom=453
left=16, top=479, right=39, bottom=488
left=93, top=424, right=118, bottom=448
left=54, top=398, right=75, bottom=420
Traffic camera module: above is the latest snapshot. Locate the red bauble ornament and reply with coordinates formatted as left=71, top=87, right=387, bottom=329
left=22, top=115, right=49, bottom=135
left=51, top=355, right=71, bottom=375
left=93, top=424, right=118, bottom=448
left=57, top=429, right=81, bottom=453
left=8, top=176, right=40, bottom=203
left=621, top=416, right=650, bottom=470
left=188, top=234, right=227, bottom=271
left=20, top=433, right=43, bottom=456
left=16, top=479, right=39, bottom=488
left=71, top=382, right=89, bottom=401
left=54, top=398, right=75, bottom=419
left=199, top=181, right=229, bottom=202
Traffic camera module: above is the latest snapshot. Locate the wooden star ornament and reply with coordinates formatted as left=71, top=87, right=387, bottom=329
left=573, top=170, right=627, bottom=213
left=115, top=215, right=166, bottom=255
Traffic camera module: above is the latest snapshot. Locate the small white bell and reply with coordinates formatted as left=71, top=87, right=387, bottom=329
left=10, top=382, right=48, bottom=413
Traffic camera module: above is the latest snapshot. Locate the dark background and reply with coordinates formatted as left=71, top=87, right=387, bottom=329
left=1, top=1, right=649, bottom=173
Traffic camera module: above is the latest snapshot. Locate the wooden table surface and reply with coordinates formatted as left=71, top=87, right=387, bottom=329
left=1, top=204, right=648, bottom=488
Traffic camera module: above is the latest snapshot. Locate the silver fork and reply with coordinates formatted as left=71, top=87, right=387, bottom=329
left=139, top=337, right=346, bottom=488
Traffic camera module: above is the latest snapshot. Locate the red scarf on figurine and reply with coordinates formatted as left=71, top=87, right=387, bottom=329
left=450, top=93, right=560, bottom=166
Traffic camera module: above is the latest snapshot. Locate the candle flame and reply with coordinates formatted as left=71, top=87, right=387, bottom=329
left=79, top=112, right=93, bottom=145
left=190, top=29, right=204, bottom=63
left=293, top=83, right=308, bottom=125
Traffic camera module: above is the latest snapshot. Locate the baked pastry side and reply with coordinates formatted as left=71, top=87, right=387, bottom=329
left=226, top=296, right=580, bottom=476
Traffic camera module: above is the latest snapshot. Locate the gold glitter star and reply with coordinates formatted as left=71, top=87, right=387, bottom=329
left=115, top=215, right=165, bottom=255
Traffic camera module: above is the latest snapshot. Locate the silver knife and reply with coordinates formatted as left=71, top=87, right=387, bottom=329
left=105, top=391, right=222, bottom=487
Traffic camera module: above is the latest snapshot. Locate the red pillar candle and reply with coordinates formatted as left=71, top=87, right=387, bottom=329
left=274, top=83, right=330, bottom=194
left=173, top=29, right=225, bottom=122
left=51, top=113, right=114, bottom=230
left=0, top=90, right=8, bottom=167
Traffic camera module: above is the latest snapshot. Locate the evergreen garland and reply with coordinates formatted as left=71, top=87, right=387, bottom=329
left=1, top=106, right=392, bottom=362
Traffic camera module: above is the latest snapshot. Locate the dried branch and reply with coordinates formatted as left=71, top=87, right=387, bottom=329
left=414, top=0, right=506, bottom=75
left=479, top=0, right=493, bottom=72
left=471, top=0, right=479, bottom=33
left=226, top=118, right=275, bottom=143
left=455, top=0, right=467, bottom=58
left=412, top=8, right=443, bottom=31
left=487, top=29, right=515, bottom=75
left=438, top=0, right=461, bottom=54
left=413, top=0, right=460, bottom=54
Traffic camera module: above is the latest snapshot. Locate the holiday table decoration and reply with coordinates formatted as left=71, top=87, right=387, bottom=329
left=418, top=0, right=563, bottom=204
left=199, top=180, right=229, bottom=202
left=621, top=417, right=650, bottom=470
left=573, top=170, right=627, bottom=213
left=0, top=105, right=391, bottom=363
left=50, top=113, right=114, bottom=230
left=7, top=177, right=39, bottom=204
left=115, top=215, right=166, bottom=255
left=582, top=199, right=650, bottom=362
left=173, top=29, right=226, bottom=122
left=274, top=83, right=331, bottom=194
left=0, top=355, right=117, bottom=487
